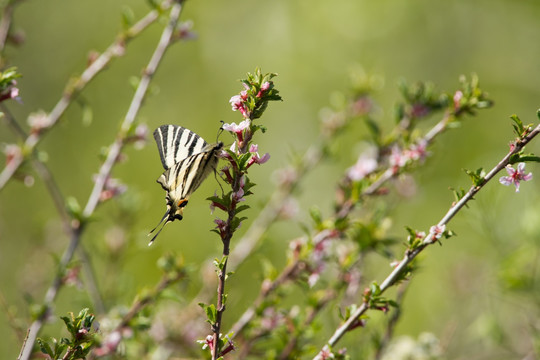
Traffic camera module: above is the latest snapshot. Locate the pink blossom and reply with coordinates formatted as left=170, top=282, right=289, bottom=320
left=0, top=84, right=20, bottom=103
left=347, top=154, right=377, bottom=181
left=133, top=123, right=149, bottom=149
left=247, top=144, right=270, bottom=168
left=229, top=95, right=248, bottom=117
left=95, top=176, right=127, bottom=202
left=27, top=111, right=53, bottom=134
left=223, top=119, right=250, bottom=134
left=197, top=335, right=214, bottom=351
left=389, top=145, right=408, bottom=171
left=308, top=264, right=324, bottom=287
left=214, top=218, right=227, bottom=237
left=453, top=90, right=463, bottom=110
left=499, top=163, right=533, bottom=192
left=318, top=345, right=334, bottom=360
left=429, top=224, right=446, bottom=242
left=93, top=331, right=122, bottom=356
left=232, top=187, right=245, bottom=203
left=177, top=20, right=196, bottom=40
left=240, top=90, right=248, bottom=100
left=3, top=144, right=21, bottom=165
left=229, top=95, right=242, bottom=110
left=257, top=81, right=271, bottom=97
left=249, top=143, right=259, bottom=153
left=406, top=139, right=428, bottom=162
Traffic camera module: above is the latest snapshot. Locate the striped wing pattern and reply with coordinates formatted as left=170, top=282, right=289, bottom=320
left=154, top=125, right=208, bottom=170
left=149, top=124, right=223, bottom=245
left=156, top=142, right=220, bottom=200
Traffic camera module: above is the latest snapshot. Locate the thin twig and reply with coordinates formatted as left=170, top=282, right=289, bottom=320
left=0, top=0, right=173, bottom=191
left=17, top=3, right=183, bottom=359
left=373, top=282, right=409, bottom=360
left=229, top=259, right=303, bottom=337
left=0, top=0, right=23, bottom=56
left=278, top=291, right=335, bottom=360
left=228, top=111, right=455, bottom=342
left=1, top=105, right=106, bottom=314
left=87, top=264, right=187, bottom=359
left=314, top=123, right=540, bottom=359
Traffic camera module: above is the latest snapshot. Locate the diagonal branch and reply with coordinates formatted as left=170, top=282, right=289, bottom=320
left=0, top=0, right=173, bottom=192
left=17, top=2, right=184, bottom=359
left=314, top=122, right=540, bottom=359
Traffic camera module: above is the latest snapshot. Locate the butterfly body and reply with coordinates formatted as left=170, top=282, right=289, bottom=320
left=149, top=124, right=223, bottom=244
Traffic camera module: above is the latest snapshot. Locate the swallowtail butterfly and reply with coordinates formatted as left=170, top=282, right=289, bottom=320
left=149, top=124, right=223, bottom=245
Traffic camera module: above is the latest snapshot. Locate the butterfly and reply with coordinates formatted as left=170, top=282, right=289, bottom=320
left=148, top=124, right=223, bottom=245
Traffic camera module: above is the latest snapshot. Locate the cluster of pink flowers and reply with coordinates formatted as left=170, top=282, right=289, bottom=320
left=389, top=140, right=428, bottom=173
left=347, top=152, right=377, bottom=182
left=228, top=81, right=271, bottom=119
left=222, top=121, right=270, bottom=165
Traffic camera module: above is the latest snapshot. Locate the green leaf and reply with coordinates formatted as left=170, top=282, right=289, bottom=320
left=309, top=207, right=322, bottom=226
left=198, top=303, right=217, bottom=324
left=510, top=114, right=525, bottom=138
left=516, top=154, right=540, bottom=163
left=230, top=216, right=247, bottom=232
left=235, top=204, right=250, bottom=214
left=463, top=167, right=485, bottom=186
left=37, top=338, right=54, bottom=357
left=66, top=196, right=83, bottom=221
left=121, top=6, right=135, bottom=30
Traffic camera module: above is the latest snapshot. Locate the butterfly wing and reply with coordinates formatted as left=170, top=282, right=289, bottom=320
left=153, top=125, right=208, bottom=170
left=157, top=144, right=221, bottom=201
left=149, top=124, right=223, bottom=245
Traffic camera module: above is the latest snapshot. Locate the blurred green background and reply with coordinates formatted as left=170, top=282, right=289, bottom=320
left=1, top=0, right=540, bottom=358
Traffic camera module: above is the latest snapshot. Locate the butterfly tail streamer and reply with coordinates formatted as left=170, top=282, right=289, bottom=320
left=148, top=210, right=170, bottom=246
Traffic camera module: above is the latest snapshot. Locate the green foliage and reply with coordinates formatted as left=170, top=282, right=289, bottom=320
left=0, top=66, right=21, bottom=90
left=38, top=308, right=96, bottom=360
left=463, top=167, right=486, bottom=186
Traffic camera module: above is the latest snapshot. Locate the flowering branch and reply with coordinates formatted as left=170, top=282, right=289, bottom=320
left=314, top=112, right=540, bottom=359
left=89, top=254, right=187, bottom=358
left=200, top=69, right=281, bottom=359
left=17, top=3, right=184, bottom=359
left=0, top=0, right=174, bottom=191
left=227, top=76, right=492, bottom=351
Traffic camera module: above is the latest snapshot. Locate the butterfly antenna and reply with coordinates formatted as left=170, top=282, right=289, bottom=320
left=216, top=121, right=225, bottom=142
